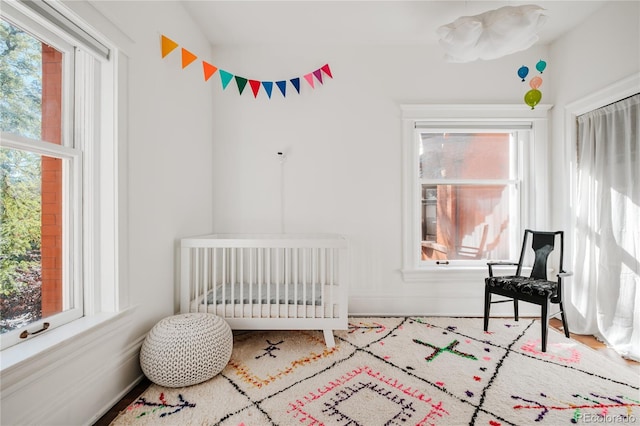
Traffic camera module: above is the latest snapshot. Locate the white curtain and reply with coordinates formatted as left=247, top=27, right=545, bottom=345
left=569, top=93, right=640, bottom=361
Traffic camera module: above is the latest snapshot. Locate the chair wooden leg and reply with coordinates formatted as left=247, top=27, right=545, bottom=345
left=513, top=299, right=519, bottom=321
left=541, top=300, right=549, bottom=352
left=559, top=302, right=570, bottom=338
left=484, top=287, right=491, bottom=331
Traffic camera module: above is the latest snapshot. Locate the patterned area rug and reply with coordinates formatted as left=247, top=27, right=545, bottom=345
left=112, top=317, right=640, bottom=425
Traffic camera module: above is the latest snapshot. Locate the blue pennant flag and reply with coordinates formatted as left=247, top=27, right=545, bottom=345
left=276, top=80, right=287, bottom=97
left=262, top=81, right=273, bottom=99
left=290, top=77, right=301, bottom=94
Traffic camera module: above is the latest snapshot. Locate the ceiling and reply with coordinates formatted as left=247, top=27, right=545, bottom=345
left=182, top=1, right=607, bottom=47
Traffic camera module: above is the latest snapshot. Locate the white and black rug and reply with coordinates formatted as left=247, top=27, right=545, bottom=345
left=112, top=317, right=639, bottom=425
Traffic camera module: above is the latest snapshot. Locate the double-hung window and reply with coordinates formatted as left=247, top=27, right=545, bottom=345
left=401, top=105, right=551, bottom=280
left=1, top=1, right=115, bottom=350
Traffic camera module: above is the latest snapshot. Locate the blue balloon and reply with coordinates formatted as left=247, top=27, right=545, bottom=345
left=518, top=65, right=529, bottom=82
left=536, top=60, right=547, bottom=73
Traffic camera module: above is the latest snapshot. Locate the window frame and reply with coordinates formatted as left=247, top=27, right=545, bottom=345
left=1, top=0, right=119, bottom=351
left=400, top=104, right=552, bottom=282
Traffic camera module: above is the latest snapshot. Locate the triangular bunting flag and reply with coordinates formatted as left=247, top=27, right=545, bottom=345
left=181, top=48, right=197, bottom=69
left=290, top=78, right=301, bottom=94
left=202, top=61, right=218, bottom=82
left=262, top=81, right=273, bottom=98
left=160, top=36, right=331, bottom=98
left=219, top=70, right=233, bottom=89
left=321, top=63, right=333, bottom=79
left=161, top=35, right=179, bottom=58
left=249, top=80, right=261, bottom=98
left=313, top=69, right=323, bottom=84
left=235, top=76, right=248, bottom=95
left=304, top=73, right=315, bottom=88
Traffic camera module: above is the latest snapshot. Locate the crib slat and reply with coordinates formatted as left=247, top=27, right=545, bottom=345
left=258, top=248, right=263, bottom=318
left=222, top=247, right=227, bottom=317
left=180, top=247, right=190, bottom=314
left=266, top=248, right=271, bottom=318
left=311, top=247, right=316, bottom=319
left=239, top=247, right=244, bottom=317
left=294, top=248, right=299, bottom=318
left=275, top=248, right=281, bottom=318
left=320, top=248, right=325, bottom=319
left=329, top=248, right=335, bottom=318
left=209, top=247, right=218, bottom=312
left=203, top=248, right=209, bottom=313
left=248, top=248, right=254, bottom=317
left=284, top=248, right=293, bottom=317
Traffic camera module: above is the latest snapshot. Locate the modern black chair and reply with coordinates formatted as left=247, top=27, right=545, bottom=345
left=484, top=229, right=571, bottom=352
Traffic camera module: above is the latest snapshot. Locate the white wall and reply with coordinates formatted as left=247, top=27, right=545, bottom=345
left=0, top=1, right=214, bottom=425
left=209, top=41, right=552, bottom=315
left=209, top=2, right=639, bottom=317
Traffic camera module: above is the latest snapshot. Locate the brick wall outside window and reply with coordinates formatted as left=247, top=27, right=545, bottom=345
left=40, top=44, right=63, bottom=317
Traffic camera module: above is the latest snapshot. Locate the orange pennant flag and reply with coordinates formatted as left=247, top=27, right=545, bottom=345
left=161, top=35, right=179, bottom=58
left=181, top=48, right=198, bottom=69
left=202, top=61, right=218, bottom=81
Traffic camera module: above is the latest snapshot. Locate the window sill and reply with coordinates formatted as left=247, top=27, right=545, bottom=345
left=401, top=266, right=488, bottom=283
left=0, top=307, right=136, bottom=377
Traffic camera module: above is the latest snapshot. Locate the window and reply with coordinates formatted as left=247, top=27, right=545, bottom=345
left=401, top=105, right=551, bottom=281
left=1, top=1, right=116, bottom=350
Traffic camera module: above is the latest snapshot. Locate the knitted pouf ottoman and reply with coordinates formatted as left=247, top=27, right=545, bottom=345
left=140, top=313, right=233, bottom=387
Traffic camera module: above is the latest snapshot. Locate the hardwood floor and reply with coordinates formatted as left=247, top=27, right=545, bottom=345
left=93, top=319, right=639, bottom=425
left=549, top=317, right=639, bottom=373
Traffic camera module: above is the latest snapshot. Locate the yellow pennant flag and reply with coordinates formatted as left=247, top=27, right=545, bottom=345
left=160, top=35, right=178, bottom=58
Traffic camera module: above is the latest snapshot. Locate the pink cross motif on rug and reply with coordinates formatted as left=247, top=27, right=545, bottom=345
left=286, top=365, right=450, bottom=425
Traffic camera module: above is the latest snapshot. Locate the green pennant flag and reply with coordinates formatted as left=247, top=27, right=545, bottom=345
left=219, top=70, right=233, bottom=89
left=235, top=76, right=248, bottom=95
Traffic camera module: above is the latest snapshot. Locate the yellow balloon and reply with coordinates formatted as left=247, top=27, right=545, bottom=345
left=524, top=89, right=542, bottom=109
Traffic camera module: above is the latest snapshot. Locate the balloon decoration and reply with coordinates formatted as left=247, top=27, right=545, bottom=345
left=529, top=76, right=542, bottom=89
left=524, top=89, right=542, bottom=109
left=160, top=35, right=333, bottom=99
left=517, top=60, right=547, bottom=109
left=517, top=66, right=529, bottom=82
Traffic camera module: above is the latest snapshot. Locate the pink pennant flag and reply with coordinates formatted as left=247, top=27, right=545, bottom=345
left=313, top=69, right=323, bottom=84
left=304, top=73, right=315, bottom=88
left=321, top=63, right=333, bottom=79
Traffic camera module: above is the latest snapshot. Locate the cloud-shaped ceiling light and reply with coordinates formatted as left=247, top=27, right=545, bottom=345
left=436, top=4, right=547, bottom=63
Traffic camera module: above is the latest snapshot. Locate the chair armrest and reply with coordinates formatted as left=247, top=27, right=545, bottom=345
left=486, top=261, right=519, bottom=278
left=422, top=241, right=448, bottom=254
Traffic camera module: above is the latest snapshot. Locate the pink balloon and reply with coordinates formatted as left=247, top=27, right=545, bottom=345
left=529, top=76, right=543, bottom=89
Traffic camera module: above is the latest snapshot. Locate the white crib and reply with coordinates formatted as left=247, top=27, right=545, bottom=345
left=180, top=234, right=348, bottom=347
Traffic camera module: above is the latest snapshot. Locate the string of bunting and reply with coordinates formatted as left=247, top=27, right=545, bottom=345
left=161, top=35, right=333, bottom=99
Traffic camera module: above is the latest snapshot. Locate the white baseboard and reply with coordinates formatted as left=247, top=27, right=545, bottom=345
left=348, top=296, right=540, bottom=317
